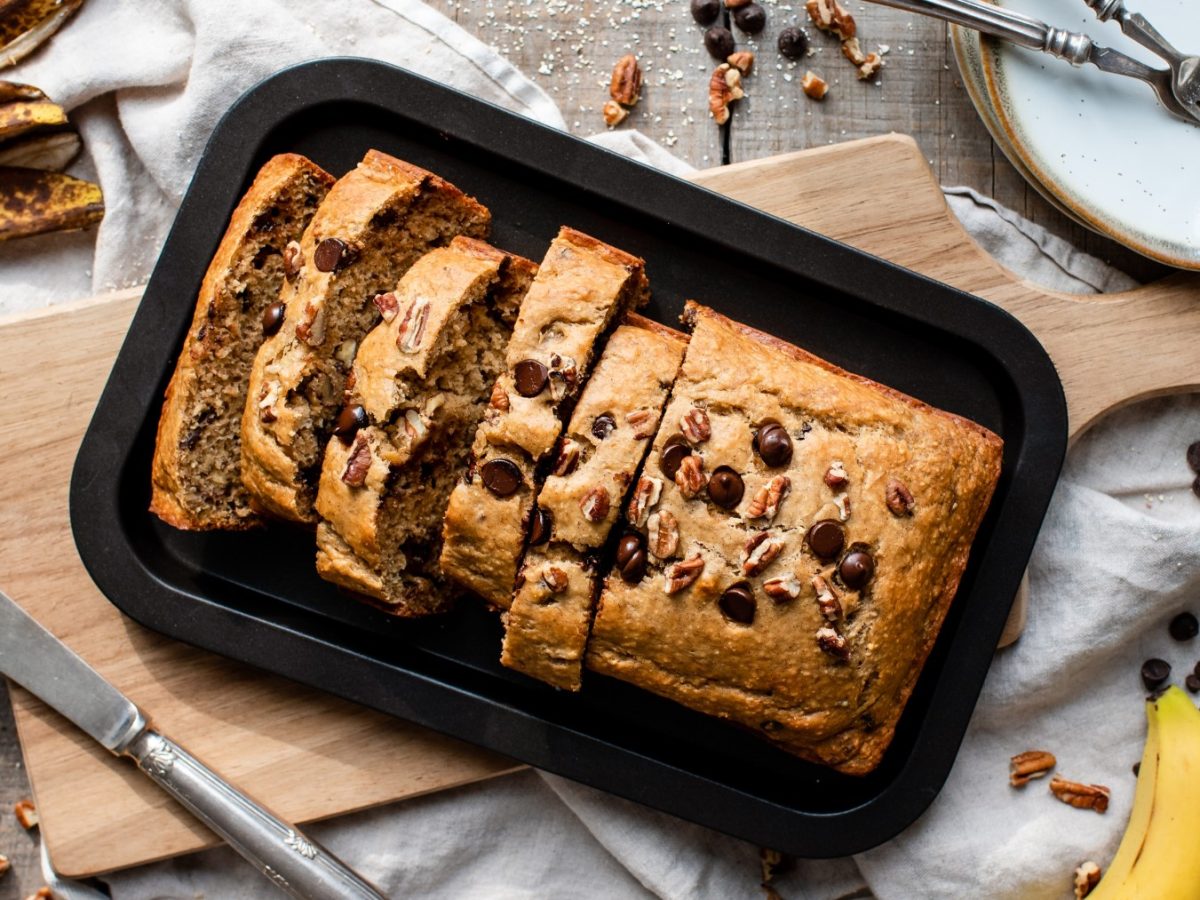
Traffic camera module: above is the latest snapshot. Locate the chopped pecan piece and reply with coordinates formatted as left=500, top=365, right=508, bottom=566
left=806, top=0, right=856, bottom=39
left=802, top=71, right=829, bottom=100
left=833, top=492, right=851, bottom=521
left=373, top=290, right=399, bottom=322
left=746, top=474, right=790, bottom=520
left=541, top=566, right=570, bottom=595
left=581, top=486, right=611, bottom=522
left=610, top=54, right=643, bottom=106
left=1009, top=750, right=1057, bottom=787
left=628, top=475, right=663, bottom=528
left=824, top=460, right=848, bottom=489
left=1049, top=777, right=1110, bottom=813
left=1074, top=862, right=1101, bottom=899
left=626, top=408, right=656, bottom=439
left=547, top=354, right=578, bottom=401
left=295, top=301, right=325, bottom=346
left=283, top=239, right=303, bottom=279
left=841, top=36, right=867, bottom=66
left=403, top=409, right=428, bottom=446
left=341, top=434, right=372, bottom=487
left=816, top=626, right=850, bottom=659
left=727, top=51, right=755, bottom=75
left=886, top=477, right=914, bottom=516
left=708, top=63, right=744, bottom=125
left=397, top=297, right=431, bottom=353
left=675, top=454, right=707, bottom=498
left=552, top=438, right=581, bottom=476
left=811, top=574, right=843, bottom=622
left=257, top=380, right=281, bottom=424
left=680, top=406, right=712, bottom=443
left=0, top=853, right=8, bottom=875
left=489, top=381, right=510, bottom=412
left=858, top=52, right=883, bottom=80
left=663, top=554, right=705, bottom=595
left=763, top=574, right=802, bottom=602
left=603, top=100, right=628, bottom=128
left=648, top=510, right=680, bottom=559
left=742, top=532, right=784, bottom=576
left=13, top=799, right=38, bottom=830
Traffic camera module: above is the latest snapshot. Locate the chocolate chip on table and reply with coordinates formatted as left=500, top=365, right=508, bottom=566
left=805, top=519, right=845, bottom=560
left=691, top=0, right=721, bottom=25
left=1188, top=674, right=1200, bottom=694
left=733, top=2, right=766, bottom=33
left=1193, top=475, right=1200, bottom=500
left=708, top=466, right=745, bottom=509
left=1188, top=440, right=1200, bottom=473
left=754, top=420, right=793, bottom=467
left=839, top=549, right=875, bottom=590
left=1195, top=660, right=1200, bottom=678
left=1132, top=761, right=1141, bottom=776
left=313, top=237, right=350, bottom=272
left=1141, top=658, right=1171, bottom=691
left=261, top=301, right=285, bottom=336
left=592, top=413, right=617, bottom=440
left=1169, top=611, right=1199, bottom=641
left=513, top=359, right=549, bottom=397
left=719, top=581, right=756, bottom=624
left=480, top=458, right=523, bottom=497
left=704, top=26, right=736, bottom=60
left=616, top=531, right=648, bottom=583
left=659, top=434, right=692, bottom=480
left=777, top=26, right=810, bottom=59
left=332, top=404, right=367, bottom=442
left=529, top=505, right=552, bottom=545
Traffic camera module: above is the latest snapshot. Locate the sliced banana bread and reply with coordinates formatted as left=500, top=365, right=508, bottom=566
left=439, top=227, right=650, bottom=608
left=314, top=237, right=537, bottom=615
left=240, top=150, right=490, bottom=523
left=500, top=316, right=686, bottom=689
left=150, top=153, right=334, bottom=530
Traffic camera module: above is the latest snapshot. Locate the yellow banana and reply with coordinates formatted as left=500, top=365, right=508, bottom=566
left=1090, top=687, right=1200, bottom=899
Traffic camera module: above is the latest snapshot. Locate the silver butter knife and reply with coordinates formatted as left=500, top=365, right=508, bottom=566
left=0, top=589, right=388, bottom=900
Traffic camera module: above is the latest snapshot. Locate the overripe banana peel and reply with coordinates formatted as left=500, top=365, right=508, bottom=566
left=0, top=0, right=83, bottom=69
left=1089, top=687, right=1200, bottom=899
left=0, top=81, right=79, bottom=170
left=0, top=166, right=101, bottom=240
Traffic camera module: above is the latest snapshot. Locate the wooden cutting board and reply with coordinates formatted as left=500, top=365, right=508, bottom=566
left=6, top=134, right=1197, bottom=878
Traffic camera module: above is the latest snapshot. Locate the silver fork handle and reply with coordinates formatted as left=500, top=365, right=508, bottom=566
left=1082, top=0, right=1186, bottom=64
left=124, top=730, right=388, bottom=899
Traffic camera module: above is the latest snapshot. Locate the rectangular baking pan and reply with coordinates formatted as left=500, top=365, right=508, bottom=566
left=70, top=59, right=1067, bottom=858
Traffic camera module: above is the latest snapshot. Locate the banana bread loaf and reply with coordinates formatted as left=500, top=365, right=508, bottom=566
left=150, top=153, right=334, bottom=530
left=314, top=237, right=536, bottom=615
left=240, top=150, right=490, bottom=523
left=586, top=302, right=1003, bottom=775
left=439, top=227, right=649, bottom=608
left=501, top=316, right=686, bottom=689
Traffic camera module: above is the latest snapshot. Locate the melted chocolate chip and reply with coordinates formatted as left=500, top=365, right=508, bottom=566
left=839, top=549, right=875, bottom=590
left=708, top=466, right=745, bottom=509
left=313, top=237, right=350, bottom=272
left=733, top=2, right=766, bottom=34
left=514, top=359, right=549, bottom=398
left=659, top=435, right=692, bottom=480
left=332, top=404, right=367, bottom=443
left=1170, top=612, right=1199, bottom=641
left=719, top=581, right=756, bottom=624
left=529, top=506, right=552, bottom=546
left=805, top=519, right=845, bottom=560
left=261, top=301, right=286, bottom=336
left=616, top=532, right=648, bottom=583
left=592, top=413, right=617, bottom=440
left=754, top=421, right=793, bottom=467
left=1141, top=658, right=1171, bottom=691
left=480, top=459, right=523, bottom=497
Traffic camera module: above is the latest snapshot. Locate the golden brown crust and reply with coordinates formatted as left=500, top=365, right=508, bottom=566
left=587, top=301, right=1003, bottom=774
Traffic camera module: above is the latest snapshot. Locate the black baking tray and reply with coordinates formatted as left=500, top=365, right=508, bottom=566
left=70, top=59, right=1067, bottom=857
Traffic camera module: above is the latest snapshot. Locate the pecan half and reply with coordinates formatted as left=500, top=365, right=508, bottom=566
left=13, top=799, right=37, bottom=830
left=709, top=63, right=744, bottom=125
left=626, top=408, right=657, bottom=439
left=581, top=486, right=611, bottom=523
left=552, top=438, right=580, bottom=477
left=727, top=51, right=755, bottom=75
left=663, top=554, right=705, bottom=595
left=489, top=381, right=510, bottom=412
left=1009, top=750, right=1056, bottom=788
left=811, top=574, right=843, bottom=622
left=602, top=99, right=628, bottom=128
left=341, top=434, right=372, bottom=487
left=397, top=297, right=431, bottom=353
left=816, top=626, right=850, bottom=659
left=802, top=70, right=829, bottom=100
left=610, top=54, right=643, bottom=106
left=1049, top=777, right=1110, bottom=813
left=627, top=475, right=663, bottom=528
left=1074, top=862, right=1101, bottom=900
left=746, top=474, right=790, bottom=520
left=675, top=454, right=707, bottom=498
left=283, top=239, right=303, bottom=279
left=680, top=407, right=712, bottom=443
left=824, top=461, right=848, bottom=489
left=541, top=566, right=570, bottom=595
left=742, top=532, right=784, bottom=576
left=763, top=574, right=802, bottom=602
left=373, top=290, right=399, bottom=322
left=807, top=0, right=856, bottom=40
left=886, top=478, right=914, bottom=516
left=648, top=510, right=680, bottom=559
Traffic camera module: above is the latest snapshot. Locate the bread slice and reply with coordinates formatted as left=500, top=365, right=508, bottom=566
left=501, top=316, right=686, bottom=689
left=439, top=227, right=650, bottom=608
left=314, top=237, right=537, bottom=615
left=240, top=150, right=491, bottom=523
left=150, top=153, right=334, bottom=530
left=586, top=302, right=1003, bottom=775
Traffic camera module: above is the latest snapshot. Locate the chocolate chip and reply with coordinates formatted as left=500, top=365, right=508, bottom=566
left=261, top=301, right=285, bottom=336
left=332, top=404, right=367, bottom=443
left=529, top=506, right=552, bottom=546
left=1141, top=658, right=1171, bottom=691
left=708, top=466, right=745, bottom=509
left=704, top=25, right=735, bottom=59
left=514, top=359, right=549, bottom=397
left=313, top=237, right=351, bottom=272
left=1188, top=674, right=1200, bottom=694
left=1132, top=761, right=1141, bottom=776
left=719, top=581, right=756, bottom=624
left=1193, top=475, right=1200, bottom=500
left=592, top=413, right=617, bottom=440
left=1169, top=612, right=1199, bottom=641
left=480, top=458, right=523, bottom=497
left=839, top=550, right=875, bottom=590
left=616, top=532, right=648, bottom=583
left=805, top=519, right=845, bottom=560
left=754, top=421, right=793, bottom=467
left=659, top=435, right=692, bottom=480
left=1188, top=440, right=1200, bottom=473
left=777, top=26, right=810, bottom=59
left=1195, top=660, right=1200, bottom=678
left=733, top=2, right=765, bottom=33
left=690, top=0, right=720, bottom=25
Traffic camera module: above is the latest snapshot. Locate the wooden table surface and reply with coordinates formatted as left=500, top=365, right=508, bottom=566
left=0, top=2, right=1178, bottom=896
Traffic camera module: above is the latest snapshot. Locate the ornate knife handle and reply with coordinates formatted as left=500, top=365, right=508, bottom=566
left=122, top=730, right=387, bottom=899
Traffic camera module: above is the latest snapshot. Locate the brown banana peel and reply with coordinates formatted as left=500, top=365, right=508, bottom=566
left=0, top=165, right=102, bottom=240
left=0, top=0, right=83, bottom=69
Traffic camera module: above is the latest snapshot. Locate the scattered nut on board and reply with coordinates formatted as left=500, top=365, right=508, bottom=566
left=708, top=63, right=744, bottom=124
left=802, top=71, right=829, bottom=100
left=602, top=99, right=628, bottom=127
left=604, top=55, right=643, bottom=128
left=13, top=799, right=38, bottom=830
left=1009, top=750, right=1056, bottom=787
left=25, top=888, right=53, bottom=900
left=727, top=50, right=755, bottom=75
left=0, top=853, right=10, bottom=876
left=1049, top=777, right=1110, bottom=813
left=1074, top=861, right=1102, bottom=899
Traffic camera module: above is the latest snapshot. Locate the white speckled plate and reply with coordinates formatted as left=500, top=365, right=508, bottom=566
left=952, top=0, right=1200, bottom=269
